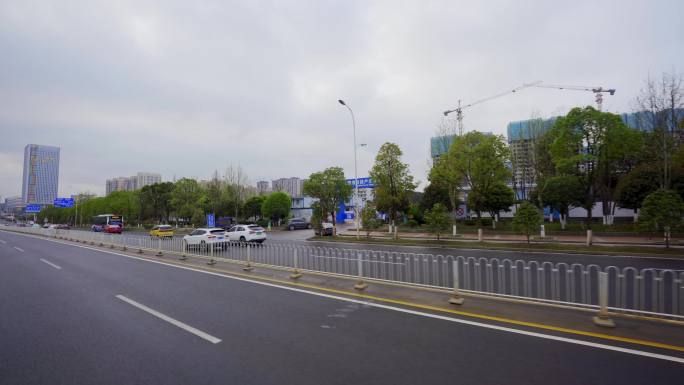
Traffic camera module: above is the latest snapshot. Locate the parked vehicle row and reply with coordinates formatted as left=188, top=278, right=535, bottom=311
left=182, top=224, right=267, bottom=249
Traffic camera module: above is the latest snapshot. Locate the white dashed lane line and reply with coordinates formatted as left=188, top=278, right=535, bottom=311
left=40, top=258, right=62, bottom=270
left=13, top=246, right=24, bottom=252
left=115, top=295, right=222, bottom=344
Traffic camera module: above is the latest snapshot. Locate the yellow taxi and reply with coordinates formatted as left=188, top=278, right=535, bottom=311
left=149, top=225, right=174, bottom=238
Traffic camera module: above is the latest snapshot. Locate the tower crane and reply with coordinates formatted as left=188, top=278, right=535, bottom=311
left=532, top=83, right=615, bottom=111
left=443, top=81, right=542, bottom=136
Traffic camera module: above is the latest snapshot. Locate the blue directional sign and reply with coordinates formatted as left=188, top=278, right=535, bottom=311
left=25, top=204, right=42, bottom=213
left=207, top=213, right=215, bottom=228
left=54, top=198, right=75, bottom=208
left=346, top=177, right=375, bottom=189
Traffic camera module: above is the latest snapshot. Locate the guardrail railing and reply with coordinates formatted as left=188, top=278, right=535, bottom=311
left=3, top=226, right=682, bottom=320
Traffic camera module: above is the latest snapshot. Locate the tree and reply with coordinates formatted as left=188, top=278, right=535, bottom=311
left=475, top=182, right=514, bottom=229
left=244, top=195, right=266, bottom=220
left=360, top=203, right=380, bottom=238
left=370, top=142, right=416, bottom=237
left=614, top=165, right=661, bottom=221
left=513, top=201, right=542, bottom=244
left=303, top=167, right=352, bottom=233
left=191, top=208, right=205, bottom=227
left=170, top=178, right=205, bottom=225
left=310, top=202, right=323, bottom=234
left=261, top=191, right=291, bottom=225
left=224, top=164, right=251, bottom=219
left=639, top=189, right=684, bottom=248
left=139, top=182, right=174, bottom=223
left=420, top=181, right=453, bottom=213
left=536, top=175, right=583, bottom=229
left=429, top=158, right=461, bottom=224
left=435, top=131, right=510, bottom=222
left=635, top=71, right=684, bottom=188
left=549, top=106, right=643, bottom=227
left=424, top=203, right=450, bottom=240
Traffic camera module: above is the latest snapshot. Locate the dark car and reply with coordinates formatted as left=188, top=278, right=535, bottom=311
left=287, top=218, right=312, bottom=230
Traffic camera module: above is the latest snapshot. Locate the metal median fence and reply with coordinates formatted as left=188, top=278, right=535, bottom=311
left=3, top=226, right=683, bottom=320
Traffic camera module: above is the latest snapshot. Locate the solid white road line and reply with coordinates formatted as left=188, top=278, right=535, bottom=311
left=115, top=295, right=222, bottom=344
left=4, top=231, right=684, bottom=364
left=13, top=246, right=24, bottom=252
left=40, top=258, right=62, bottom=270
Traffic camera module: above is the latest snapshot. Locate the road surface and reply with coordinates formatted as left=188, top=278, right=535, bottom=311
left=0, top=230, right=682, bottom=385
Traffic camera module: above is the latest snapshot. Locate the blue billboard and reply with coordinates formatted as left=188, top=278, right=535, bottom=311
left=206, top=213, right=215, bottom=228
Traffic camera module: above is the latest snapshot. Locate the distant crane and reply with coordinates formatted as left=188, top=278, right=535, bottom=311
left=443, top=81, right=542, bottom=136
left=532, top=83, right=615, bottom=111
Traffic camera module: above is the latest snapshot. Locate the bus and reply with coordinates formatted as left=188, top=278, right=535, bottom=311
left=92, top=214, right=124, bottom=233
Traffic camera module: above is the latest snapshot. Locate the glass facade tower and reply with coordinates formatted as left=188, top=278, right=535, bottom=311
left=21, top=144, right=60, bottom=205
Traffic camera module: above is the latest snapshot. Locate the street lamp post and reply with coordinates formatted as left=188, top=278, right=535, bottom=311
left=338, top=99, right=360, bottom=239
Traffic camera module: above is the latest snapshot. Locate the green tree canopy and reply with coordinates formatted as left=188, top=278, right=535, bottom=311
left=424, top=203, right=450, bottom=240
left=639, top=189, right=684, bottom=248
left=261, top=191, right=291, bottom=224
left=360, top=202, right=380, bottom=238
left=369, top=142, right=416, bottom=229
left=549, top=106, right=643, bottom=227
left=436, top=131, right=510, bottom=220
left=534, top=175, right=583, bottom=229
left=139, top=182, right=174, bottom=223
left=170, top=178, right=205, bottom=223
left=467, top=182, right=514, bottom=228
left=244, top=195, right=266, bottom=220
left=513, top=201, right=542, bottom=244
left=303, top=167, right=352, bottom=228
left=420, top=181, right=454, bottom=213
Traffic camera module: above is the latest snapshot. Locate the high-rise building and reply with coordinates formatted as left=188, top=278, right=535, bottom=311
left=130, top=172, right=162, bottom=190
left=22, top=144, right=60, bottom=205
left=272, top=177, right=304, bottom=198
left=106, top=177, right=131, bottom=195
left=105, top=172, right=162, bottom=195
left=256, top=181, right=270, bottom=195
left=5, top=196, right=25, bottom=212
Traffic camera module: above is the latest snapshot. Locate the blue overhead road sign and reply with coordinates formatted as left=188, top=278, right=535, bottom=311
left=54, top=198, right=75, bottom=208
left=25, top=204, right=41, bottom=213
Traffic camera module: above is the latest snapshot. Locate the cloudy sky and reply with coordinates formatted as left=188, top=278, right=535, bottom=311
left=1, top=0, right=682, bottom=199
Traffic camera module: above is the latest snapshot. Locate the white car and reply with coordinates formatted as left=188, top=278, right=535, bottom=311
left=183, top=228, right=227, bottom=249
left=226, top=224, right=267, bottom=243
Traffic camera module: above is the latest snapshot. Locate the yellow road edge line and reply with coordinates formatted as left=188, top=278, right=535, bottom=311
left=5, top=230, right=684, bottom=354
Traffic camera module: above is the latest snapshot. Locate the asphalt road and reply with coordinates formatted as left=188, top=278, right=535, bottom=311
left=0, top=230, right=682, bottom=385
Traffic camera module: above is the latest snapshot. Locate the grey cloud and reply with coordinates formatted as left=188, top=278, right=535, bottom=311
left=1, top=0, right=683, bottom=198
